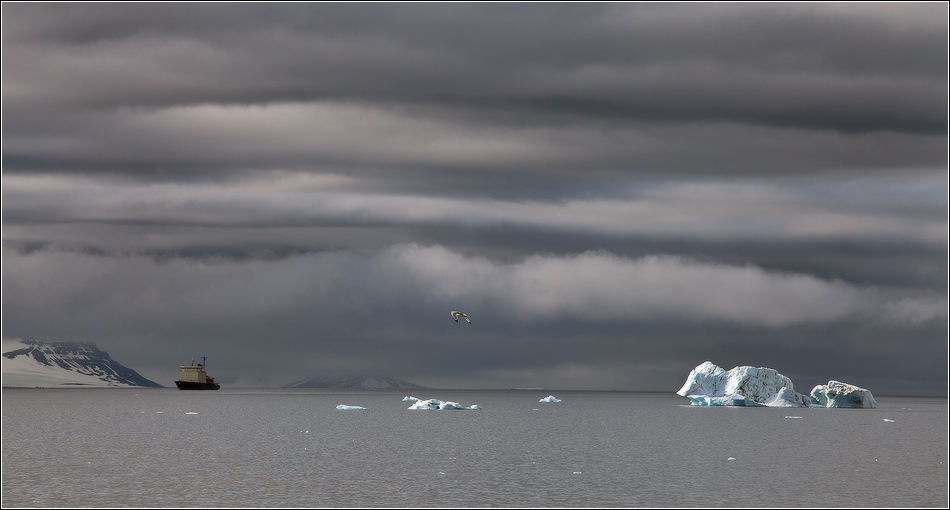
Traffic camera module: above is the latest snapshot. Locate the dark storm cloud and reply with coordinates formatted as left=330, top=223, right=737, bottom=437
left=2, top=3, right=947, bottom=395
left=3, top=3, right=946, bottom=187
left=2, top=174, right=945, bottom=287
left=3, top=3, right=946, bottom=129
left=1, top=173, right=944, bottom=238
left=2, top=104, right=945, bottom=185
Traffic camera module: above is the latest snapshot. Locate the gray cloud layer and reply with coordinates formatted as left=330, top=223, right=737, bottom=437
left=2, top=3, right=946, bottom=394
left=4, top=4, right=945, bottom=132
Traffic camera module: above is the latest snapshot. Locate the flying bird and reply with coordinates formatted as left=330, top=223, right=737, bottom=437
left=450, top=311, right=472, bottom=324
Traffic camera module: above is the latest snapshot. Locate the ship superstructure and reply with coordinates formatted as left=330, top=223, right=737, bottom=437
left=174, top=356, right=220, bottom=390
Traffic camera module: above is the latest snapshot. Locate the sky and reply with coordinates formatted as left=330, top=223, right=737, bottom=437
left=2, top=3, right=947, bottom=395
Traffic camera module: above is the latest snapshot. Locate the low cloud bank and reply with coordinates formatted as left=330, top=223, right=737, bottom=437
left=3, top=243, right=943, bottom=332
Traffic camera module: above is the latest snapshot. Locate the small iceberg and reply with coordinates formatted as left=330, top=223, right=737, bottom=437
left=810, top=380, right=877, bottom=409
left=407, top=398, right=481, bottom=410
left=403, top=396, right=419, bottom=401
left=539, top=395, right=561, bottom=403
left=336, top=404, right=366, bottom=410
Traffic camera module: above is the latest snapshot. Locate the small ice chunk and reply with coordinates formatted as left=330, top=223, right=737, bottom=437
left=883, top=419, right=895, bottom=422
left=539, top=395, right=561, bottom=403
left=403, top=396, right=419, bottom=401
left=727, top=457, right=736, bottom=461
left=785, top=416, right=803, bottom=419
left=185, top=412, right=198, bottom=415
left=336, top=404, right=366, bottom=410
left=407, top=398, right=480, bottom=410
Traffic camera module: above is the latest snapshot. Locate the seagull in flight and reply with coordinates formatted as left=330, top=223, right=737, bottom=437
left=450, top=311, right=472, bottom=324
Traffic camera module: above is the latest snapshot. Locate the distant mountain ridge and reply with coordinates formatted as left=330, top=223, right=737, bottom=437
left=282, top=375, right=429, bottom=389
left=2, top=338, right=162, bottom=388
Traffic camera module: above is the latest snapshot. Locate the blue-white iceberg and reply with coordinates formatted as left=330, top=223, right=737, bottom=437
left=810, top=380, right=877, bottom=409
left=336, top=404, right=366, bottom=410
left=406, top=398, right=481, bottom=410
left=677, top=361, right=876, bottom=408
left=539, top=395, right=561, bottom=403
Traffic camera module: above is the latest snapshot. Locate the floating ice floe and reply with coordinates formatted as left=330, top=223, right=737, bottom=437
left=677, top=361, right=876, bottom=408
left=336, top=404, right=366, bottom=410
left=403, top=396, right=419, bottom=401
left=883, top=419, right=895, bottom=423
left=539, top=395, right=561, bottom=403
left=407, top=398, right=481, bottom=410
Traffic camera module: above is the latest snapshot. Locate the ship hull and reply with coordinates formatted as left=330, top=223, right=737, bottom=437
left=174, top=380, right=220, bottom=390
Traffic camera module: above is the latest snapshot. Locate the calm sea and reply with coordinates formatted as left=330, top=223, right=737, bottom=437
left=2, top=388, right=947, bottom=508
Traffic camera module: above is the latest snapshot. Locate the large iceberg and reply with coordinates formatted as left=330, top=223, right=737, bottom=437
left=677, top=361, right=876, bottom=408
left=677, top=361, right=812, bottom=407
left=406, top=397, right=481, bottom=410
left=810, top=380, right=877, bottom=409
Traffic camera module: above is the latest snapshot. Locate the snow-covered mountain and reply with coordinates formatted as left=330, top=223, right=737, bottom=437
left=2, top=338, right=162, bottom=388
left=282, top=374, right=428, bottom=389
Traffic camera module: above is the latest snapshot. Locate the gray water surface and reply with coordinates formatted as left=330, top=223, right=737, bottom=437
left=2, top=388, right=947, bottom=507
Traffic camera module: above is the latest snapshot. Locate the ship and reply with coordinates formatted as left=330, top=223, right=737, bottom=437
left=174, top=356, right=221, bottom=390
